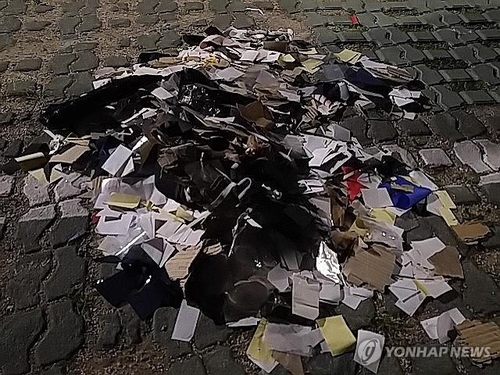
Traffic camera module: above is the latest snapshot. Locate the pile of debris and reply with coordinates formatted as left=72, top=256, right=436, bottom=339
left=7, top=27, right=500, bottom=373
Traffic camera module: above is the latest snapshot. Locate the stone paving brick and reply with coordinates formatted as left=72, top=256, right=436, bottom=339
left=484, top=9, right=500, bottom=22
left=397, top=118, right=432, bottom=136
left=59, top=16, right=81, bottom=36
left=477, top=29, right=500, bottom=40
left=397, top=15, right=424, bottom=27
left=25, top=20, right=51, bottom=31
left=419, top=148, right=453, bottom=167
left=460, top=90, right=495, bottom=105
left=450, top=46, right=479, bottom=65
left=471, top=43, right=498, bottom=62
left=212, top=14, right=233, bottom=30
left=375, top=46, right=406, bottom=66
left=463, top=260, right=500, bottom=314
left=227, top=0, right=246, bottom=12
left=137, top=14, right=158, bottom=25
left=422, top=49, right=453, bottom=61
left=451, top=109, right=487, bottom=138
left=35, top=300, right=84, bottom=366
left=67, top=71, right=93, bottom=97
left=137, top=33, right=160, bottom=50
left=476, top=139, right=500, bottom=170
left=427, top=112, right=463, bottom=140
left=51, top=53, right=77, bottom=75
left=158, top=30, right=182, bottom=49
left=0, top=15, right=21, bottom=33
left=454, top=140, right=491, bottom=173
left=341, top=117, right=371, bottom=146
left=153, top=307, right=192, bottom=358
left=408, top=30, right=436, bottom=43
left=44, top=75, right=73, bottom=98
left=431, top=85, right=465, bottom=109
left=412, top=347, right=459, bottom=375
left=357, top=12, right=378, bottom=28
left=23, top=174, right=50, bottom=207
left=233, top=14, right=254, bottom=28
left=371, top=12, right=397, bottom=28
left=71, top=51, right=98, bottom=72
left=34, top=4, right=55, bottom=13
left=77, top=14, right=101, bottom=33
left=203, top=346, right=245, bottom=375
left=413, top=65, right=443, bottom=86
left=18, top=204, right=56, bottom=252
left=363, top=28, right=393, bottom=46
left=6, top=80, right=37, bottom=97
left=400, top=44, right=425, bottom=64
left=74, top=42, right=98, bottom=51
left=0, top=175, right=14, bottom=197
left=14, top=57, right=42, bottom=72
left=45, top=246, right=86, bottom=300
left=338, top=31, right=367, bottom=43
left=469, top=63, right=500, bottom=85
left=367, top=120, right=397, bottom=142
left=419, top=13, right=445, bottom=28
left=194, top=314, right=231, bottom=349
left=458, top=12, right=488, bottom=23
left=0, top=60, right=8, bottom=72
left=109, top=18, right=131, bottom=27
left=306, top=352, right=357, bottom=375
left=186, top=2, right=204, bottom=11
left=481, top=182, right=500, bottom=204
left=455, top=26, right=480, bottom=44
left=96, top=312, right=121, bottom=349
left=445, top=185, right=479, bottom=205
left=169, top=356, right=207, bottom=375
left=433, top=29, right=462, bottom=45
left=306, top=13, right=329, bottom=28
left=0, top=34, right=15, bottom=52
left=158, top=0, right=178, bottom=12
left=439, top=69, right=475, bottom=82
left=138, top=0, right=159, bottom=14
left=0, top=309, right=45, bottom=375
left=315, top=27, right=338, bottom=45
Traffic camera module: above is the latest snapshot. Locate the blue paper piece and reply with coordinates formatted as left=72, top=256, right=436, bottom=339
left=380, top=176, right=431, bottom=209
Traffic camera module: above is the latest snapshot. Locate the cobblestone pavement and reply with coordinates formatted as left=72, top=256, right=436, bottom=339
left=1, top=0, right=500, bottom=374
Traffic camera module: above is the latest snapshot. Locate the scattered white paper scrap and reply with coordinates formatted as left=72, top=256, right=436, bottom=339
left=354, top=330, right=385, bottom=373
left=152, top=86, right=174, bottom=100
left=361, top=188, right=393, bottom=208
left=421, top=308, right=466, bottom=343
left=267, top=265, right=291, bottom=292
left=101, top=145, right=134, bottom=177
left=171, top=300, right=200, bottom=342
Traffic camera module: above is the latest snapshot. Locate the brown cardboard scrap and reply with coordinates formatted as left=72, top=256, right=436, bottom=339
left=271, top=351, right=304, bottom=375
left=165, top=245, right=201, bottom=280
left=50, top=144, right=89, bottom=164
left=429, top=246, right=464, bottom=279
left=452, top=222, right=490, bottom=242
left=238, top=101, right=274, bottom=129
left=342, top=244, right=396, bottom=291
left=455, top=320, right=500, bottom=364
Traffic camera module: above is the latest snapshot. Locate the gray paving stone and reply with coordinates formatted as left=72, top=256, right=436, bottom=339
left=67, top=71, right=93, bottom=97
left=0, top=309, right=45, bottom=375
left=0, top=60, right=8, bottom=72
left=412, top=345, right=459, bottom=375
left=359, top=355, right=404, bottom=375
left=104, top=56, right=130, bottom=67
left=477, top=29, right=500, bottom=41
left=306, top=352, right=357, bottom=375
left=119, top=305, right=142, bottom=344
left=18, top=204, right=56, bottom=252
left=460, top=90, right=495, bottom=105
left=397, top=15, right=424, bottom=27
left=226, top=0, right=245, bottom=12
left=363, top=28, right=393, bottom=46
left=109, top=18, right=131, bottom=27
left=0, top=112, right=12, bottom=125
left=169, top=356, right=207, bottom=375
left=136, top=14, right=158, bottom=25
left=398, top=118, right=432, bottom=136
left=419, top=148, right=453, bottom=167
left=408, top=30, right=436, bottom=43
left=471, top=43, right=498, bottom=62
left=212, top=14, right=233, bottom=30
left=484, top=9, right=500, bottom=22
left=367, top=120, right=397, bottom=142
left=96, top=312, right=121, bottom=349
left=14, top=57, right=42, bottom=71
left=25, top=20, right=51, bottom=31
left=71, top=51, right=98, bottom=72
left=50, top=199, right=88, bottom=246
left=233, top=14, right=254, bottom=28
left=375, top=46, right=406, bottom=66
left=77, top=14, right=101, bottom=32
left=469, top=63, right=500, bottom=85
left=2, top=139, right=22, bottom=157
left=35, top=300, right=84, bottom=366
left=51, top=53, right=77, bottom=75
left=138, top=0, right=159, bottom=14
left=306, top=13, right=330, bottom=28
left=463, top=260, right=500, bottom=314
left=315, top=27, right=338, bottom=45
left=433, top=29, right=462, bottom=45
left=0, top=175, right=14, bottom=196
left=158, top=30, right=182, bottom=49
left=137, top=33, right=160, bottom=50
left=6, top=252, right=51, bottom=309
left=203, top=346, right=245, bottom=375
left=119, top=37, right=131, bottom=47
left=23, top=175, right=50, bottom=207
left=186, top=2, right=204, bottom=11
left=0, top=15, right=21, bottom=33
left=337, top=299, right=375, bottom=331
left=341, top=117, right=370, bottom=146
left=458, top=12, right=487, bottom=23
left=422, top=49, right=453, bottom=61
left=356, top=12, right=377, bottom=28
left=481, top=182, right=500, bottom=204
left=45, top=246, right=86, bottom=300
left=427, top=112, right=463, bottom=140
left=6, top=80, right=36, bottom=96
left=445, top=185, right=479, bottom=205
left=153, top=307, right=192, bottom=357
left=451, top=109, right=486, bottom=138
left=450, top=47, right=479, bottom=65
left=325, top=14, right=352, bottom=26
left=431, top=85, right=465, bottom=109
left=363, top=0, right=383, bottom=12
left=454, top=140, right=491, bottom=173
left=194, top=314, right=231, bottom=350
left=34, top=4, right=55, bottom=13
left=372, top=12, right=397, bottom=28
left=400, top=44, right=425, bottom=64
left=210, top=0, right=228, bottom=13
left=482, top=226, right=500, bottom=248
left=439, top=69, right=474, bottom=82
left=455, top=26, right=480, bottom=43
left=414, top=64, right=443, bottom=86
left=0, top=34, right=15, bottom=52
left=58, top=16, right=81, bottom=35
left=158, top=0, right=178, bottom=12
left=44, top=75, right=73, bottom=98
left=338, top=31, right=367, bottom=43
left=476, top=139, right=500, bottom=170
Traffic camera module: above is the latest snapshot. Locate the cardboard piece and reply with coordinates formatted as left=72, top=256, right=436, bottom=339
left=429, top=246, right=464, bottom=278
left=452, top=222, right=490, bottom=243
left=455, top=320, right=500, bottom=364
left=165, top=245, right=200, bottom=280
left=342, top=244, right=396, bottom=291
left=421, top=308, right=466, bottom=343
left=106, top=193, right=142, bottom=209
left=50, top=144, right=89, bottom=164
left=318, top=315, right=356, bottom=355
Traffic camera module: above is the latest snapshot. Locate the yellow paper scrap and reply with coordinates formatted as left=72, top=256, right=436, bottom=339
left=246, top=319, right=278, bottom=371
left=281, top=54, right=296, bottom=63
left=334, top=49, right=362, bottom=64
left=302, top=58, right=323, bottom=73
left=436, top=190, right=456, bottom=209
left=28, top=168, right=49, bottom=187
left=414, top=280, right=430, bottom=296
left=348, top=219, right=369, bottom=236
left=298, top=47, right=318, bottom=55
left=176, top=207, right=194, bottom=221
left=106, top=193, right=142, bottom=209
left=440, top=206, right=459, bottom=226
left=318, top=316, right=356, bottom=355
left=370, top=208, right=396, bottom=224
